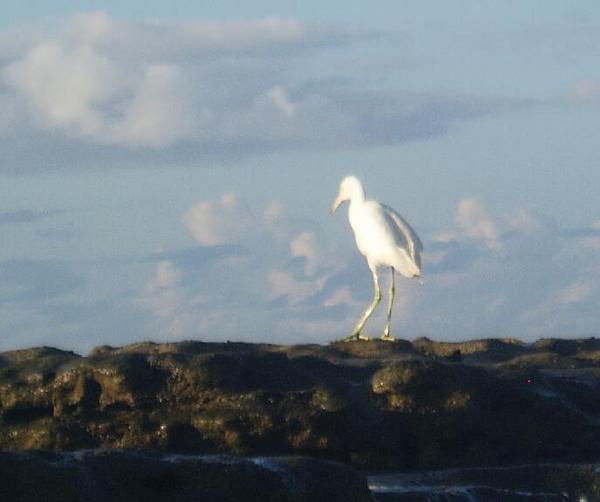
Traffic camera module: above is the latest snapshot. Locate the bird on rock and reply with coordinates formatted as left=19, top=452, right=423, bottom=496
left=330, top=176, right=423, bottom=342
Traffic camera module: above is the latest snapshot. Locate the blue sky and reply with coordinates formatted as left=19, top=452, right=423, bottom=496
left=1, top=2, right=599, bottom=353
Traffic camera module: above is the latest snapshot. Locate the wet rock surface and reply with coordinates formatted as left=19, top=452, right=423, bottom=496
left=369, top=463, right=600, bottom=501
left=1, top=338, right=600, bottom=470
left=0, top=449, right=372, bottom=502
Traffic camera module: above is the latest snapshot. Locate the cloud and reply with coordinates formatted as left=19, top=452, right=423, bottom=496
left=455, top=198, right=499, bottom=248
left=0, top=258, right=154, bottom=353
left=571, top=79, right=600, bottom=102
left=4, top=42, right=117, bottom=132
left=0, top=12, right=355, bottom=155
left=290, top=231, right=322, bottom=275
left=0, top=259, right=88, bottom=351
left=0, top=209, right=62, bottom=225
left=412, top=204, right=600, bottom=340
left=432, top=198, right=500, bottom=255
left=5, top=192, right=600, bottom=350
left=147, top=260, right=179, bottom=291
left=182, top=193, right=256, bottom=246
left=556, top=280, right=594, bottom=305
left=322, top=286, right=358, bottom=308
left=267, top=86, right=297, bottom=118
left=0, top=11, right=525, bottom=171
left=111, top=64, right=199, bottom=147
left=137, top=192, right=600, bottom=344
left=0, top=259, right=84, bottom=302
left=150, top=245, right=244, bottom=268
left=3, top=41, right=197, bottom=147
left=138, top=193, right=358, bottom=342
left=64, top=12, right=351, bottom=57
left=267, top=268, right=328, bottom=307
left=136, top=259, right=207, bottom=339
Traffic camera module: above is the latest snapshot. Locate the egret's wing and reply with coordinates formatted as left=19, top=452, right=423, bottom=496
left=381, top=204, right=423, bottom=268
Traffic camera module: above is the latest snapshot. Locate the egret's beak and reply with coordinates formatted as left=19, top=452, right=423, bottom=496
left=330, top=194, right=344, bottom=214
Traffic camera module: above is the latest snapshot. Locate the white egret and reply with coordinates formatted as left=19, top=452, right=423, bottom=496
left=330, top=176, right=423, bottom=342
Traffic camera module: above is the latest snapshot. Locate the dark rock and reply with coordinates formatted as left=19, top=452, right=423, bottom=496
left=0, top=450, right=373, bottom=502
left=533, top=337, right=600, bottom=356
left=370, top=463, right=600, bottom=501
left=412, top=336, right=527, bottom=362
left=329, top=339, right=415, bottom=358
left=261, top=456, right=374, bottom=502
left=0, top=339, right=600, bottom=470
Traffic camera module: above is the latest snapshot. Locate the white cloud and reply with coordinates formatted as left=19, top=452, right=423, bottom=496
left=412, top=201, right=600, bottom=340
left=0, top=11, right=519, bottom=170
left=64, top=13, right=339, bottom=56
left=455, top=198, right=499, bottom=248
left=138, top=194, right=358, bottom=341
left=182, top=193, right=255, bottom=246
left=572, top=79, right=600, bottom=101
left=0, top=12, right=347, bottom=153
left=290, top=231, right=321, bottom=275
left=137, top=259, right=213, bottom=339
left=3, top=42, right=117, bottom=133
left=147, top=260, right=179, bottom=291
left=110, top=64, right=199, bottom=147
left=268, top=269, right=328, bottom=306
left=2, top=40, right=199, bottom=148
left=6, top=193, right=600, bottom=349
left=323, top=286, right=358, bottom=307
left=267, top=86, right=297, bottom=118
left=509, top=208, right=547, bottom=234
left=556, top=280, right=594, bottom=305
left=138, top=193, right=600, bottom=343
left=141, top=261, right=183, bottom=320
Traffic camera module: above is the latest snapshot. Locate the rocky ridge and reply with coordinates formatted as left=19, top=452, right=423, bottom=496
left=0, top=449, right=372, bottom=502
left=1, top=337, right=600, bottom=470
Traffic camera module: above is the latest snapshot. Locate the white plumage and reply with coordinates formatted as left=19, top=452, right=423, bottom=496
left=330, top=176, right=423, bottom=341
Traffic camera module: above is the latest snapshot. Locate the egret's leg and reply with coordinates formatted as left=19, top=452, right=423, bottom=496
left=381, top=267, right=396, bottom=341
left=344, top=267, right=381, bottom=341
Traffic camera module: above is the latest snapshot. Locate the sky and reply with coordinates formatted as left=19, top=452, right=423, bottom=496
left=1, top=2, right=599, bottom=353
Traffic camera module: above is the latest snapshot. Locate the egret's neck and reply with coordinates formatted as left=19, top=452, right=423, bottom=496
left=348, top=183, right=366, bottom=205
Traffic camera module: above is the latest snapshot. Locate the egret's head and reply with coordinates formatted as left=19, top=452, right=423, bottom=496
left=330, top=176, right=365, bottom=213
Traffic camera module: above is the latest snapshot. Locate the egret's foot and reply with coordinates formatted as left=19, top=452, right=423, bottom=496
left=380, top=333, right=395, bottom=342
left=342, top=332, right=370, bottom=342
